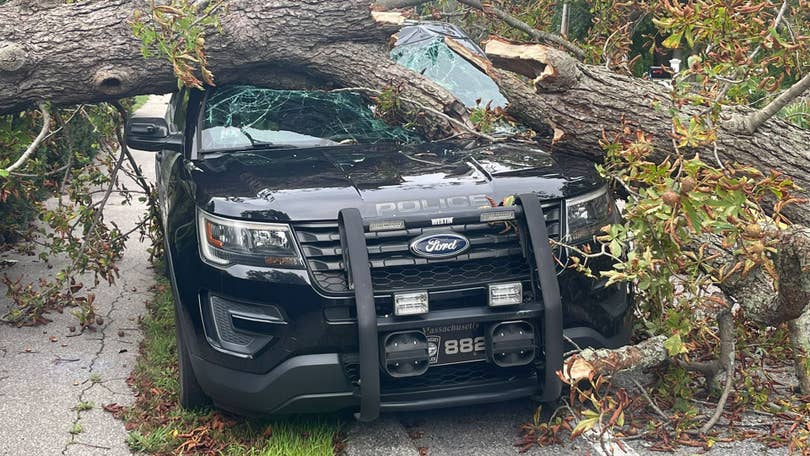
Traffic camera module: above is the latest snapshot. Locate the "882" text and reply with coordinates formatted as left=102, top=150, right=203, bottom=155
left=444, top=337, right=486, bottom=354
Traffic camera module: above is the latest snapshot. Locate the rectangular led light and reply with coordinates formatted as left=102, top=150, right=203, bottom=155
left=481, top=210, right=515, bottom=223
left=489, top=282, right=523, bottom=307
left=369, top=220, right=406, bottom=232
left=394, top=291, right=429, bottom=316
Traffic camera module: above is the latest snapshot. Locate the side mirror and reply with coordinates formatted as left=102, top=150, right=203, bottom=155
left=125, top=117, right=183, bottom=152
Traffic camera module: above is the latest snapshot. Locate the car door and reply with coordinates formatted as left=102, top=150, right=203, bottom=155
left=157, top=89, right=189, bottom=226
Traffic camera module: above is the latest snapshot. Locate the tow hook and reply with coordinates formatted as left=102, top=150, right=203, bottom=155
left=380, top=331, right=430, bottom=377
left=487, top=321, right=536, bottom=367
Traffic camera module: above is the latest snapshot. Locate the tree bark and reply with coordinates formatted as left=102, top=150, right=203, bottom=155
left=788, top=310, right=810, bottom=394
left=701, top=227, right=810, bottom=327
left=562, top=335, right=669, bottom=383
left=0, top=0, right=464, bottom=121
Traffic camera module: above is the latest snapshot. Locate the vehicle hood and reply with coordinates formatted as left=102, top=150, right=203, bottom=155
left=191, top=142, right=603, bottom=222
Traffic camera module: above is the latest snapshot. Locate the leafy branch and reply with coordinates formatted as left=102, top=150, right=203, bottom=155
left=131, top=0, right=226, bottom=89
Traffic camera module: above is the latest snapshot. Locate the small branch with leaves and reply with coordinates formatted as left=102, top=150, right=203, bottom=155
left=131, top=0, right=226, bottom=89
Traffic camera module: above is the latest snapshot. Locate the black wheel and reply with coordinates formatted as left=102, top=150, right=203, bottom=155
left=176, top=327, right=211, bottom=410
left=164, top=240, right=208, bottom=409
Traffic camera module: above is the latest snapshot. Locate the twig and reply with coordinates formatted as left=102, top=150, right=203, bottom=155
left=111, top=101, right=153, bottom=193
left=602, top=28, right=622, bottom=69
left=10, top=164, right=71, bottom=178
left=631, top=378, right=670, bottom=423
left=564, top=335, right=583, bottom=352
left=189, top=0, right=226, bottom=28
left=70, top=125, right=128, bottom=267
left=398, top=151, right=444, bottom=166
left=52, top=356, right=81, bottom=364
left=456, top=0, right=584, bottom=59
left=711, top=142, right=726, bottom=171
left=4, top=103, right=51, bottom=173
left=704, top=1, right=789, bottom=112
left=611, top=175, right=639, bottom=199
left=72, top=442, right=111, bottom=451
left=40, top=104, right=84, bottom=144
left=748, top=1, right=789, bottom=63
left=549, top=238, right=623, bottom=263
left=110, top=101, right=164, bottom=240
left=700, top=310, right=735, bottom=434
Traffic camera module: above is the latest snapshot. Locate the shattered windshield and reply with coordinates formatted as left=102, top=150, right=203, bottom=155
left=201, top=86, right=423, bottom=152
left=391, top=36, right=508, bottom=109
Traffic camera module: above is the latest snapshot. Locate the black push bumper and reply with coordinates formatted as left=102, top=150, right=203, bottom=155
left=339, top=193, right=563, bottom=421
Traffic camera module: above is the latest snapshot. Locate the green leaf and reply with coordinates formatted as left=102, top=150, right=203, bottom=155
left=684, top=26, right=695, bottom=48
left=571, top=416, right=599, bottom=438
left=0, top=169, right=8, bottom=178
left=662, top=31, right=683, bottom=49
left=664, top=334, right=688, bottom=357
left=609, top=240, right=623, bottom=258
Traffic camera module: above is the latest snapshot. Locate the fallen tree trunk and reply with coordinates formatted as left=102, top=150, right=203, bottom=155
left=0, top=0, right=464, bottom=122
left=2, top=0, right=809, bottom=227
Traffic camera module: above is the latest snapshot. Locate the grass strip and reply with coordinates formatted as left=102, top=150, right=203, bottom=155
left=108, top=264, right=342, bottom=455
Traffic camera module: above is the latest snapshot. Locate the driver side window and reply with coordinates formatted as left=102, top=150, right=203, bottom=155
left=169, top=89, right=189, bottom=133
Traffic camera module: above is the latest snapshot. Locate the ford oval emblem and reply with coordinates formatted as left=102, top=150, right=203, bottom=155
left=409, top=233, right=471, bottom=259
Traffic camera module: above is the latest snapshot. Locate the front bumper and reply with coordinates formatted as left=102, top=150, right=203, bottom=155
left=190, top=325, right=629, bottom=416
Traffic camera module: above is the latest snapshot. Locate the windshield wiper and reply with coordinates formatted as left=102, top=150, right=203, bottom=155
left=201, top=143, right=299, bottom=156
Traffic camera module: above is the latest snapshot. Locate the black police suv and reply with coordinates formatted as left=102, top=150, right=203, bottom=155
left=126, top=23, right=633, bottom=420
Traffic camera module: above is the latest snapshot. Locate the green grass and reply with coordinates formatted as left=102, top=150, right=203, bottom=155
left=130, top=95, right=151, bottom=113
left=115, top=261, right=342, bottom=455
left=74, top=401, right=94, bottom=412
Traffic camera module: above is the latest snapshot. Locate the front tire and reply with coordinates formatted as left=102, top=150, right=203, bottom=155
left=166, top=239, right=210, bottom=410
left=176, top=325, right=210, bottom=410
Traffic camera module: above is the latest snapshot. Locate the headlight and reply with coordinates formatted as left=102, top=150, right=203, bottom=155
left=197, top=210, right=303, bottom=268
left=566, top=186, right=616, bottom=244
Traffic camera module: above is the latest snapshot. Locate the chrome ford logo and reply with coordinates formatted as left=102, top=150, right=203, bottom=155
left=409, top=233, right=471, bottom=259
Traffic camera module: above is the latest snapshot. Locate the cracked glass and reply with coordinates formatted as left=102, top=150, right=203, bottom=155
left=391, top=36, right=508, bottom=109
left=202, top=87, right=423, bottom=152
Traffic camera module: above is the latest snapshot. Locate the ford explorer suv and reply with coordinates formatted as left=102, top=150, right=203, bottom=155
left=126, top=22, right=633, bottom=421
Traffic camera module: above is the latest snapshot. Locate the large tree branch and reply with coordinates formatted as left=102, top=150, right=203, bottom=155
left=0, top=1, right=454, bottom=114
left=479, top=40, right=810, bottom=226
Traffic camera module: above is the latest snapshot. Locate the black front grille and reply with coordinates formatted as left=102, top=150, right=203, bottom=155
left=294, top=202, right=562, bottom=295
left=340, top=354, right=535, bottom=392
left=371, top=256, right=530, bottom=291
left=381, top=363, right=536, bottom=393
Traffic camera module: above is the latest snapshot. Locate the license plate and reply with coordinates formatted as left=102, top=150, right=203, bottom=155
left=425, top=322, right=487, bottom=366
